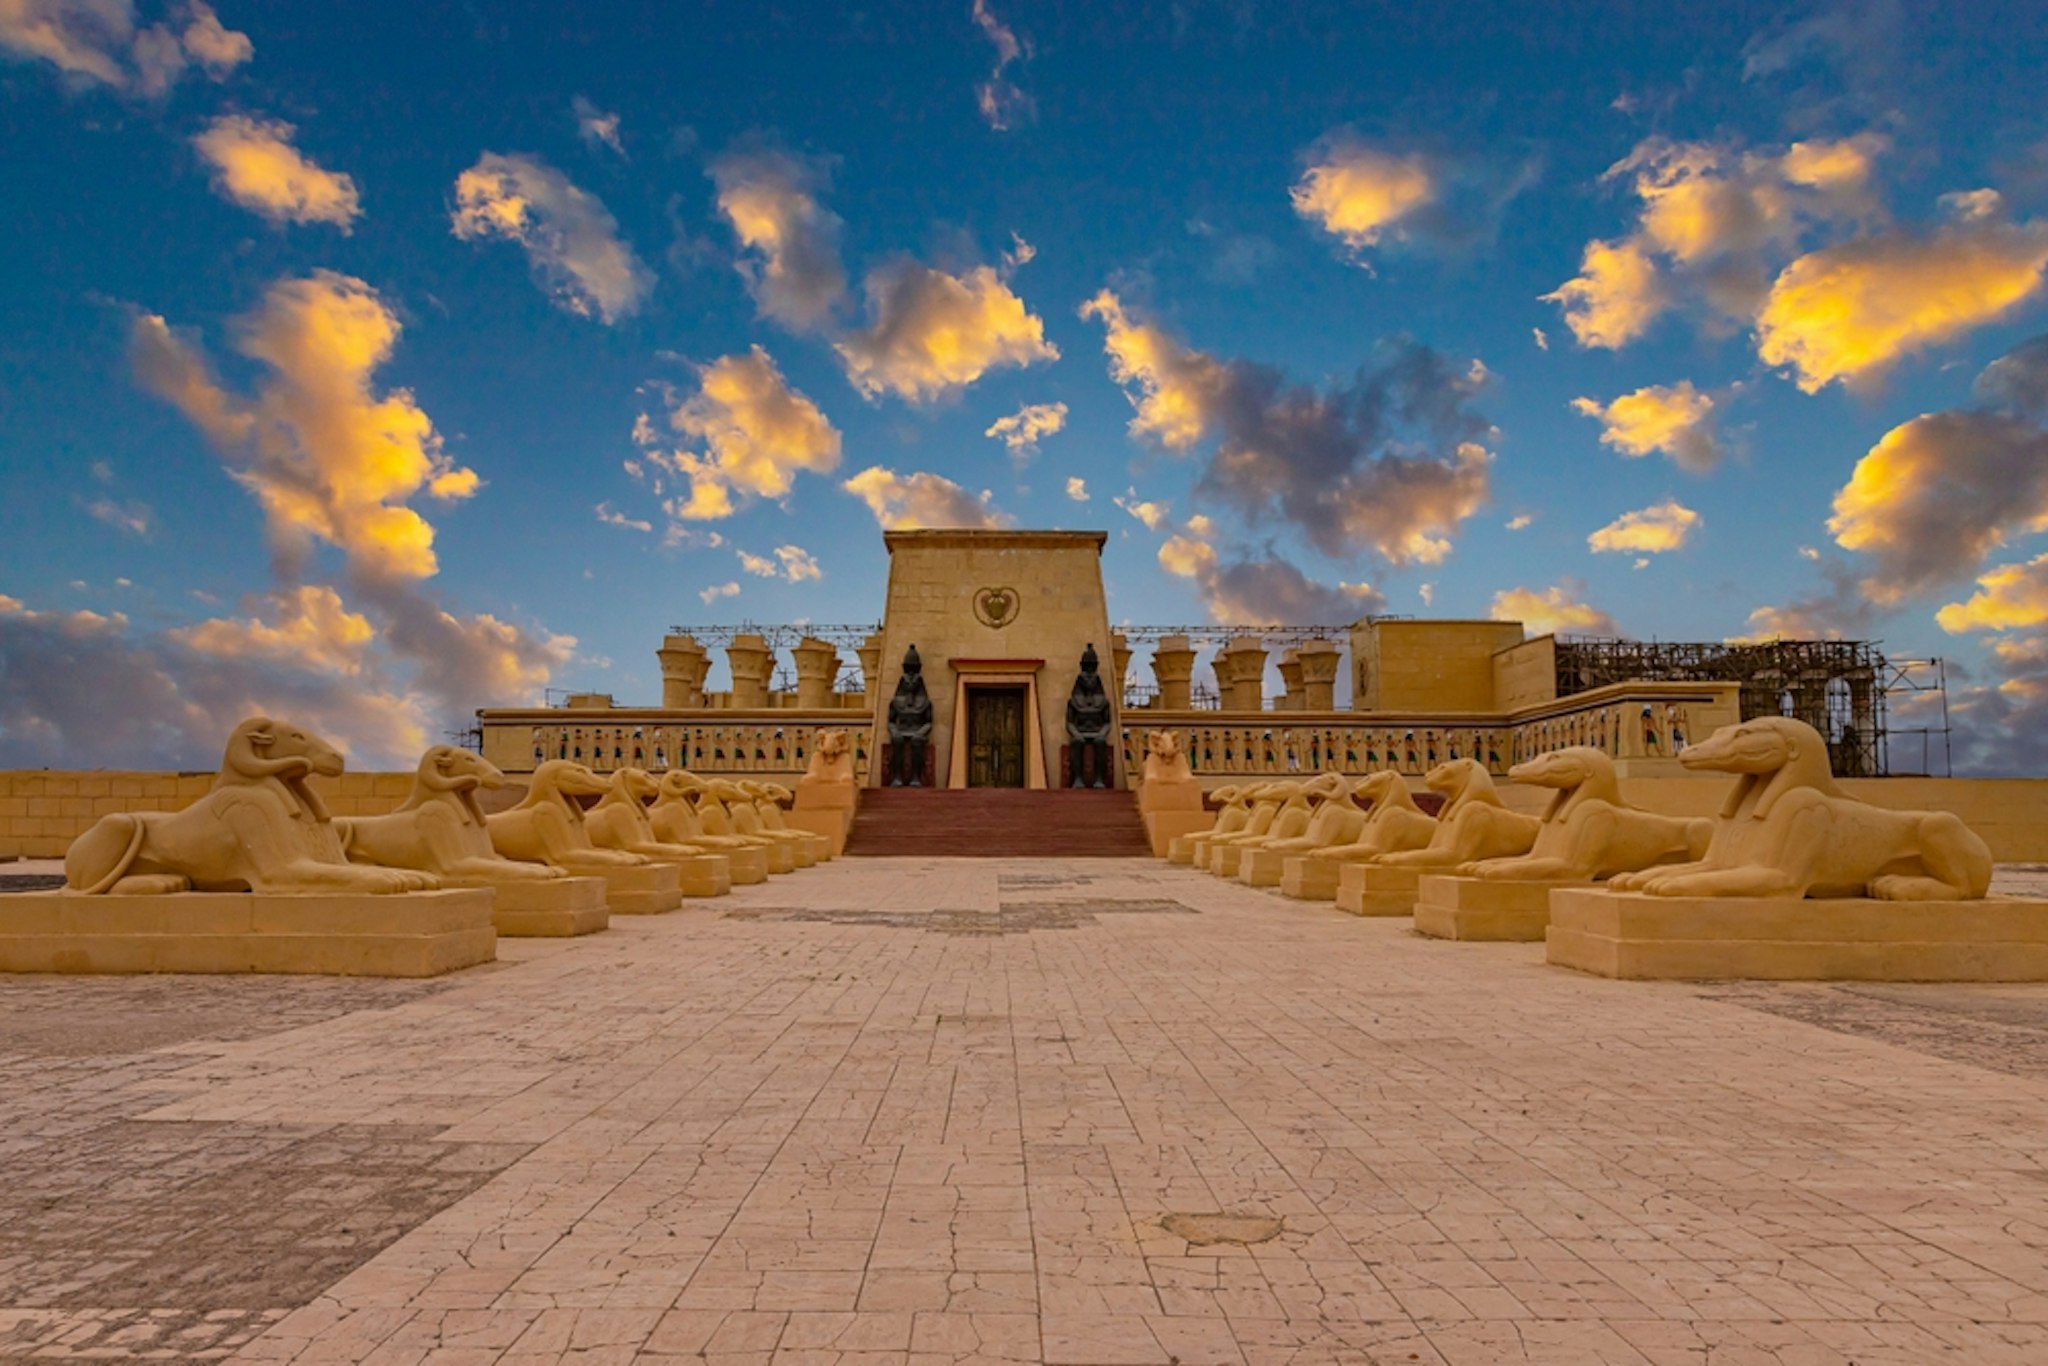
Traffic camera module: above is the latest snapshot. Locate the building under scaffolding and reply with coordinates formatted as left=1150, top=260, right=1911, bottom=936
left=1552, top=637, right=1950, bottom=778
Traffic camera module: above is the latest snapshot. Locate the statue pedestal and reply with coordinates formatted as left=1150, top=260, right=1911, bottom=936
left=758, top=839, right=796, bottom=875
left=1241, top=845, right=1317, bottom=888
left=1211, top=841, right=1257, bottom=878
left=1547, top=888, right=2048, bottom=981
left=636, top=853, right=732, bottom=899
left=0, top=889, right=496, bottom=977
left=788, top=808, right=849, bottom=857
left=1281, top=853, right=1350, bottom=902
left=592, top=862, right=684, bottom=915
left=1336, top=864, right=1421, bottom=917
left=1166, top=833, right=1204, bottom=864
left=449, top=876, right=608, bottom=937
left=1138, top=779, right=1208, bottom=859
left=1415, top=876, right=1588, bottom=941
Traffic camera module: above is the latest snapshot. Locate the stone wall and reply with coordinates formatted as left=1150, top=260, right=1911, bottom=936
left=0, top=771, right=415, bottom=859
left=1350, top=620, right=1526, bottom=713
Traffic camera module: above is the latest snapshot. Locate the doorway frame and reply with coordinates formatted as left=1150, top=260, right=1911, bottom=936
left=945, top=658, right=1047, bottom=789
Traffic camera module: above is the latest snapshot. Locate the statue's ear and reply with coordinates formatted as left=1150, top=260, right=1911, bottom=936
left=434, top=749, right=457, bottom=773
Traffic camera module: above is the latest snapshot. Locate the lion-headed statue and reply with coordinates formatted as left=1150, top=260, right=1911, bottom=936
left=65, top=716, right=439, bottom=895
left=1607, top=718, right=1992, bottom=900
left=1464, top=746, right=1708, bottom=882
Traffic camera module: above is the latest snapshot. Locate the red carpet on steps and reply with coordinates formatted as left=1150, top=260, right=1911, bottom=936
left=843, top=788, right=1153, bottom=858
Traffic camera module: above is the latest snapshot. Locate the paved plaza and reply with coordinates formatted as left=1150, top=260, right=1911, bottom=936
left=8, top=860, right=2048, bottom=1364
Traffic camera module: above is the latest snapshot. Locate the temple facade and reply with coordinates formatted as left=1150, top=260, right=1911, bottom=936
left=475, top=527, right=1904, bottom=790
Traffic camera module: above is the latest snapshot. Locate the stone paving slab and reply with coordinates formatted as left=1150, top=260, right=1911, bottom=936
left=6, top=859, right=2048, bottom=1362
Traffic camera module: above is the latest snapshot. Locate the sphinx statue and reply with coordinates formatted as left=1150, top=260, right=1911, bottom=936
left=886, top=644, right=934, bottom=787
left=1465, top=747, right=1709, bottom=882
left=1065, top=642, right=1114, bottom=788
left=338, top=746, right=565, bottom=885
left=65, top=716, right=438, bottom=896
left=648, top=771, right=770, bottom=883
left=1378, top=759, right=1541, bottom=870
left=1237, top=772, right=1367, bottom=886
left=1607, top=718, right=1993, bottom=899
left=1169, top=783, right=1247, bottom=863
left=697, top=777, right=797, bottom=873
left=743, top=780, right=831, bottom=862
left=485, top=760, right=650, bottom=872
left=1206, top=781, right=1305, bottom=876
left=1320, top=772, right=1441, bottom=863
left=585, top=767, right=714, bottom=859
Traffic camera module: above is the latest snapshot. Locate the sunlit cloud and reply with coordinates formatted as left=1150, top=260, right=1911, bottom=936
left=1291, top=136, right=1435, bottom=253
left=985, top=400, right=1067, bottom=459
left=709, top=142, right=848, bottom=331
left=451, top=152, right=653, bottom=323
left=1078, top=289, right=1225, bottom=450
left=594, top=501, right=651, bottom=533
left=194, top=114, right=360, bottom=230
left=736, top=543, right=823, bottom=582
left=1757, top=192, right=2048, bottom=391
left=1492, top=583, right=1619, bottom=637
left=1115, top=493, right=1170, bottom=530
left=1570, top=380, right=1723, bottom=471
left=699, top=580, right=740, bottom=604
left=1505, top=512, right=1535, bottom=531
left=572, top=95, right=623, bottom=155
left=1938, top=553, right=2048, bottom=634
left=1541, top=238, right=1668, bottom=348
left=168, top=584, right=375, bottom=676
left=1587, top=498, right=1701, bottom=554
left=843, top=465, right=1009, bottom=529
left=970, top=0, right=1034, bottom=131
left=83, top=496, right=152, bottom=536
left=0, top=0, right=249, bottom=94
left=1064, top=476, right=1089, bottom=501
left=836, top=259, right=1057, bottom=402
left=651, top=346, right=842, bottom=520
left=1730, top=558, right=1872, bottom=643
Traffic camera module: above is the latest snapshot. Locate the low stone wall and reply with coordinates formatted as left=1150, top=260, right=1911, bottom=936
left=0, top=771, right=415, bottom=859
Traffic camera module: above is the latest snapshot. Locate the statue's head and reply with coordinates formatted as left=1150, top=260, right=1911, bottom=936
left=1080, top=642, right=1099, bottom=675
left=902, top=644, right=922, bottom=677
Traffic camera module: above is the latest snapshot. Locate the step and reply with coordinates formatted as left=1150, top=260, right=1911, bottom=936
left=844, top=788, right=1151, bottom=858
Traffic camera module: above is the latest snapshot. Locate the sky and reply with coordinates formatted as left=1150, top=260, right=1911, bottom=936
left=5, top=0, right=2048, bottom=775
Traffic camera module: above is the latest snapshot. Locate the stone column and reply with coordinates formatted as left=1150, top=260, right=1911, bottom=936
left=1151, top=635, right=1196, bottom=710
left=1276, top=650, right=1304, bottom=712
left=791, top=637, right=840, bottom=709
left=726, top=634, right=773, bottom=709
left=1220, top=637, right=1269, bottom=712
left=1110, top=632, right=1132, bottom=704
left=1297, top=638, right=1341, bottom=711
left=856, top=633, right=884, bottom=702
left=657, top=634, right=708, bottom=710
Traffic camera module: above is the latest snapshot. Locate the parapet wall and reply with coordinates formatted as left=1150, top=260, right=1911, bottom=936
left=0, top=771, right=416, bottom=859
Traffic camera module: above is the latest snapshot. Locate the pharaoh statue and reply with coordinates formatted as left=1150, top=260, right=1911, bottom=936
left=1065, top=642, right=1114, bottom=788
left=886, top=644, right=934, bottom=787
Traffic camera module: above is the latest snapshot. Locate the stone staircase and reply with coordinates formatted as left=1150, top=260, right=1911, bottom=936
left=843, top=788, right=1153, bottom=858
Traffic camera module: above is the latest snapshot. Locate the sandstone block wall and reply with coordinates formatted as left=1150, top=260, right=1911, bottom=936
left=0, top=771, right=414, bottom=859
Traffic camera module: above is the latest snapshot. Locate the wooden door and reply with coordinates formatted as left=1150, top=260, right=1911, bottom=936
left=966, top=688, right=1027, bottom=787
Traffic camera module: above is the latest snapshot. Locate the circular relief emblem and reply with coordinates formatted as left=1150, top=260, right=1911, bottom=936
left=974, top=585, right=1020, bottom=629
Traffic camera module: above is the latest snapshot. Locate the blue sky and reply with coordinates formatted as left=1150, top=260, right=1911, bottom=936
left=5, top=0, right=2048, bottom=773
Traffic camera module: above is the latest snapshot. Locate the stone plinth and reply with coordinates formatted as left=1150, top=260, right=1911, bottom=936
left=1143, top=809, right=1212, bottom=859
left=792, top=637, right=841, bottom=709
left=1241, top=844, right=1313, bottom=887
left=1336, top=863, right=1421, bottom=917
left=1281, top=854, right=1350, bottom=901
left=643, top=852, right=732, bottom=898
left=788, top=808, right=849, bottom=856
left=1220, top=638, right=1268, bottom=712
left=1167, top=832, right=1202, bottom=864
left=0, top=889, right=496, bottom=977
left=726, top=634, right=774, bottom=709
left=718, top=844, right=770, bottom=884
left=462, top=876, right=610, bottom=937
left=1152, top=635, right=1195, bottom=711
left=1415, top=875, right=1587, bottom=941
left=1296, top=639, right=1341, bottom=710
left=596, top=862, right=684, bottom=914
left=1546, top=888, right=2048, bottom=981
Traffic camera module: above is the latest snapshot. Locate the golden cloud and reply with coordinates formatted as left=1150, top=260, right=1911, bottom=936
left=836, top=261, right=1057, bottom=402
left=194, top=115, right=360, bottom=230
left=1290, top=139, right=1435, bottom=251
left=659, top=347, right=842, bottom=520
left=1570, top=381, right=1722, bottom=471
left=1542, top=238, right=1668, bottom=349
left=842, top=465, right=1008, bottom=530
left=1079, top=289, right=1225, bottom=449
left=736, top=544, right=823, bottom=582
left=1157, top=533, right=1217, bottom=579
left=1937, top=554, right=2048, bottom=634
left=985, top=400, right=1067, bottom=456
left=130, top=271, right=479, bottom=583
left=452, top=152, right=653, bottom=323
left=1587, top=498, right=1701, bottom=554
left=708, top=144, right=847, bottom=331
left=1491, top=584, right=1619, bottom=637
left=168, top=585, right=376, bottom=676
left=0, top=0, right=249, bottom=93
left=1757, top=196, right=2048, bottom=391
left=1116, top=495, right=1170, bottom=531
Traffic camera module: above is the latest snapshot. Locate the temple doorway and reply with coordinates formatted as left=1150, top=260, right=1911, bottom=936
left=965, top=687, right=1028, bottom=788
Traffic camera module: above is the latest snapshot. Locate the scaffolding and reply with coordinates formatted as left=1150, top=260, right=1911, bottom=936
left=1551, top=637, right=1950, bottom=778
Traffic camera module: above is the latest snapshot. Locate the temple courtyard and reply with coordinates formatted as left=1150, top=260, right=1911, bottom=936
left=8, top=859, right=2048, bottom=1365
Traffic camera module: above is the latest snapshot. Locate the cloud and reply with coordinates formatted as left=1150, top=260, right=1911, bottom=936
left=129, top=271, right=479, bottom=583
left=1115, top=493, right=1169, bottom=530
left=708, top=143, right=848, bottom=331
left=167, top=584, right=375, bottom=676
left=1505, top=512, right=1535, bottom=531
left=1757, top=194, right=2048, bottom=391
left=1157, top=536, right=1384, bottom=624
left=843, top=465, right=1009, bottom=529
left=736, top=543, right=822, bottom=582
left=1544, top=133, right=1885, bottom=348
left=594, top=501, right=651, bottom=533
left=698, top=580, right=740, bottom=605
left=1291, top=137, right=1435, bottom=253
left=194, top=115, right=361, bottom=230
left=1082, top=289, right=1494, bottom=566
left=1492, top=583, right=1619, bottom=637
left=835, top=259, right=1058, bottom=402
left=1570, top=381, right=1723, bottom=471
left=451, top=152, right=653, bottom=323
left=1064, top=476, right=1088, bottom=501
left=1938, top=553, right=2048, bottom=634
left=83, top=496, right=152, bottom=535
left=971, top=0, right=1034, bottom=131
left=572, top=95, right=623, bottom=155
left=1587, top=498, right=1701, bottom=554
left=1974, top=333, right=2048, bottom=416
left=1731, top=557, right=1874, bottom=642
left=1532, top=327, right=1549, bottom=351
left=0, top=0, right=249, bottom=94
left=985, top=400, right=1067, bottom=458
left=649, top=346, right=842, bottom=520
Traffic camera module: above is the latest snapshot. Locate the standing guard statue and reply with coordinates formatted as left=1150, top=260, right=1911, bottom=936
left=886, top=644, right=934, bottom=786
left=1066, top=642, right=1114, bottom=789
